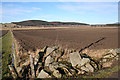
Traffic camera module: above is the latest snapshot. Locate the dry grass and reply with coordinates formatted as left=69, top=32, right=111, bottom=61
left=82, top=49, right=111, bottom=59
left=12, top=27, right=70, bottom=30
left=82, top=65, right=120, bottom=78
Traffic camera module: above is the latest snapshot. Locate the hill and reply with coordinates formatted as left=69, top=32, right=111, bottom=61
left=106, top=22, right=120, bottom=26
left=12, top=20, right=49, bottom=26
left=12, top=20, right=89, bottom=26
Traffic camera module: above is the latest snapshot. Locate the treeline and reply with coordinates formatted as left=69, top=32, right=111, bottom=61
left=91, top=23, right=120, bottom=27
left=106, top=24, right=120, bottom=26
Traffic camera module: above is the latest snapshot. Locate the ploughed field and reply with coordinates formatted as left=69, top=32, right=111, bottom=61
left=13, top=27, right=118, bottom=51
left=0, top=30, right=8, bottom=37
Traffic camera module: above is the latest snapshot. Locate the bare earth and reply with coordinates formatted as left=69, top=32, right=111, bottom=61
left=0, top=30, right=8, bottom=38
left=13, top=27, right=118, bottom=51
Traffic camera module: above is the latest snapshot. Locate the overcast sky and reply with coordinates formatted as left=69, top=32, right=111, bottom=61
left=1, top=2, right=118, bottom=24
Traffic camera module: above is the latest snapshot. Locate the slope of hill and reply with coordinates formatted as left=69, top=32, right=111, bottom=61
left=12, top=20, right=89, bottom=26
left=106, top=22, right=120, bottom=26
left=12, top=20, right=50, bottom=26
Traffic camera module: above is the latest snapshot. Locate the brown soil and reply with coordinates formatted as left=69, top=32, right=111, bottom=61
left=0, top=30, right=8, bottom=37
left=13, top=27, right=118, bottom=51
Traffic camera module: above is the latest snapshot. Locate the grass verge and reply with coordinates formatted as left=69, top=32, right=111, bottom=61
left=82, top=65, right=119, bottom=78
left=0, top=31, right=12, bottom=77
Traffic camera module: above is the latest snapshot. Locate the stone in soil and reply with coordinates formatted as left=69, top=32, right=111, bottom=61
left=45, top=55, right=54, bottom=66
left=69, top=52, right=82, bottom=67
left=53, top=70, right=62, bottom=78
left=80, top=63, right=94, bottom=72
left=37, top=69, right=51, bottom=78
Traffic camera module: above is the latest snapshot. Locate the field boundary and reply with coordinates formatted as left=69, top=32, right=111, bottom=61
left=11, top=26, right=118, bottom=30
left=12, top=27, right=70, bottom=30
left=2, top=31, right=12, bottom=78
